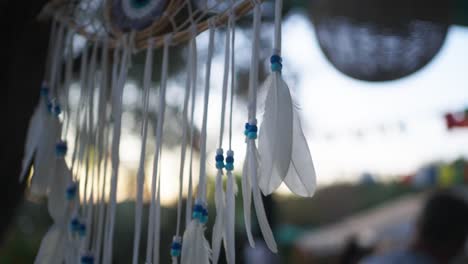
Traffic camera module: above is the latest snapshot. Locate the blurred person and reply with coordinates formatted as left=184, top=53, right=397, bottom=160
left=360, top=190, right=468, bottom=264
left=339, top=235, right=374, bottom=264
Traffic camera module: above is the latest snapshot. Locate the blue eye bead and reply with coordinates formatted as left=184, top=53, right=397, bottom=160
left=55, top=141, right=68, bottom=157
left=270, top=55, right=282, bottom=64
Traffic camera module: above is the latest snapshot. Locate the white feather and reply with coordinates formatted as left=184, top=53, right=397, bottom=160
left=211, top=170, right=225, bottom=263
left=48, top=158, right=72, bottom=223
left=34, top=224, right=67, bottom=264
left=20, top=98, right=47, bottom=181
left=172, top=256, right=178, bottom=264
left=241, top=145, right=254, bottom=247
left=224, top=170, right=235, bottom=264
left=181, top=220, right=211, bottom=264
left=31, top=117, right=61, bottom=195
left=284, top=109, right=316, bottom=196
left=249, top=141, right=278, bottom=253
left=153, top=179, right=162, bottom=264
left=258, top=73, right=293, bottom=195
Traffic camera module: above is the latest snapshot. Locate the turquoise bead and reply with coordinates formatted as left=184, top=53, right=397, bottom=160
left=216, top=161, right=225, bottom=169
left=271, top=62, right=282, bottom=72
left=225, top=163, right=234, bottom=171
left=247, top=131, right=257, bottom=139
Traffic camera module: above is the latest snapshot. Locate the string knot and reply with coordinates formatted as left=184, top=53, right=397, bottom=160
left=270, top=54, right=282, bottom=72
left=170, top=236, right=182, bottom=257
left=70, top=217, right=80, bottom=233
left=215, top=148, right=224, bottom=169
left=40, top=82, right=49, bottom=97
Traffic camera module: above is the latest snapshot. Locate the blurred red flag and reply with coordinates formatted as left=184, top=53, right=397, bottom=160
left=445, top=112, right=468, bottom=129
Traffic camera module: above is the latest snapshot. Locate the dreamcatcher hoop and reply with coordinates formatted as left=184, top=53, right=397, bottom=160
left=43, top=0, right=260, bottom=49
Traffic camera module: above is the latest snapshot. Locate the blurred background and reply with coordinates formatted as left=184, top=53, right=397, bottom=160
left=2, top=0, right=468, bottom=263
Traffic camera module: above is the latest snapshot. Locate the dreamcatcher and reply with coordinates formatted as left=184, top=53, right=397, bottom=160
left=21, top=0, right=317, bottom=263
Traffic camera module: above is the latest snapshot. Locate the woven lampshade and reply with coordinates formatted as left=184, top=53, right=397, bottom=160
left=310, top=0, right=451, bottom=81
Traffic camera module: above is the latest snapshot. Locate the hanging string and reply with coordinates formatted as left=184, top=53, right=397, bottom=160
left=131, top=38, right=154, bottom=264
left=175, top=33, right=193, bottom=239
left=197, top=21, right=216, bottom=202
left=145, top=33, right=172, bottom=264
left=228, top=17, right=236, bottom=151
left=94, top=36, right=110, bottom=264
left=62, top=29, right=75, bottom=138
left=185, top=24, right=198, bottom=229
left=102, top=35, right=130, bottom=264
left=273, top=0, right=282, bottom=55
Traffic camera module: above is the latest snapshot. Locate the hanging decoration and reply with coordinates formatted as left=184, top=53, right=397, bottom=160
left=20, top=0, right=319, bottom=263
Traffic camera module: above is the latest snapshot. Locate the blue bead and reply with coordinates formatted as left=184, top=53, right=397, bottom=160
left=171, top=242, right=182, bottom=250
left=54, top=104, right=62, bottom=116
left=270, top=55, right=282, bottom=64
left=55, top=142, right=68, bottom=157
left=40, top=87, right=49, bottom=97
left=226, top=156, right=234, bottom=163
left=271, top=62, right=282, bottom=72
left=192, top=211, right=201, bottom=219
left=78, top=224, right=86, bottom=236
left=215, top=154, right=224, bottom=162
left=47, top=102, right=53, bottom=113
left=249, top=125, right=258, bottom=132
left=216, top=161, right=225, bottom=169
left=171, top=249, right=181, bottom=257
left=225, top=163, right=234, bottom=171
left=245, top=123, right=251, bottom=130
left=70, top=218, right=80, bottom=231
left=247, top=131, right=257, bottom=139
left=81, top=255, right=94, bottom=264
left=200, top=215, right=208, bottom=224
left=193, top=204, right=203, bottom=212
left=66, top=185, right=77, bottom=200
